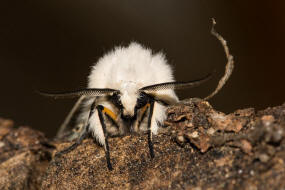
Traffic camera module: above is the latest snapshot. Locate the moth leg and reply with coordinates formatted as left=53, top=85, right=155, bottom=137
left=133, top=103, right=150, bottom=132
left=147, top=100, right=155, bottom=158
left=97, top=105, right=113, bottom=170
left=55, top=101, right=96, bottom=157
left=56, top=96, right=86, bottom=138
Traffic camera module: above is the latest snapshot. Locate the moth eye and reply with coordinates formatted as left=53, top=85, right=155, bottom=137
left=110, top=93, right=123, bottom=108
left=118, top=101, right=123, bottom=107
left=136, top=93, right=148, bottom=109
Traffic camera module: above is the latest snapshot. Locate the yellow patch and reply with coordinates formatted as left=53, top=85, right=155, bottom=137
left=141, top=103, right=150, bottom=115
left=103, top=107, right=117, bottom=121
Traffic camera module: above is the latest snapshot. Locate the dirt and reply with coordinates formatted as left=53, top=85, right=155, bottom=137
left=1, top=99, right=285, bottom=190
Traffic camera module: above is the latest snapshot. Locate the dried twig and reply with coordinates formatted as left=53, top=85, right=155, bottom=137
left=204, top=18, right=234, bottom=100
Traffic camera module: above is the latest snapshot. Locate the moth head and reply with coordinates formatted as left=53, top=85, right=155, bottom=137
left=109, top=90, right=138, bottom=119
left=119, top=82, right=140, bottom=118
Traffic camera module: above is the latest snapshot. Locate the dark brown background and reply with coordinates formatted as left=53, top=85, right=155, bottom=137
left=0, top=0, right=284, bottom=137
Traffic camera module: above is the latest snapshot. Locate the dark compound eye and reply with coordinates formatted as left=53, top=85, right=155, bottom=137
left=110, top=92, right=123, bottom=109
left=136, top=92, right=149, bottom=109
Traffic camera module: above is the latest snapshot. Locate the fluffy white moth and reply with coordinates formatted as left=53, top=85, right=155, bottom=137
left=41, top=42, right=212, bottom=170
left=41, top=20, right=234, bottom=170
left=80, top=42, right=178, bottom=145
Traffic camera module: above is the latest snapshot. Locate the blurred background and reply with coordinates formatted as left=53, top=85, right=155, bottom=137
left=0, top=0, right=284, bottom=138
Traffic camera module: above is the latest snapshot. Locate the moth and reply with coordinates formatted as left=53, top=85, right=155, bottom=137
left=40, top=20, right=234, bottom=170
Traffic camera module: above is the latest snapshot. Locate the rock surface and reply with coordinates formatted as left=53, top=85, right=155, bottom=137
left=0, top=119, right=53, bottom=190
left=1, top=99, right=285, bottom=189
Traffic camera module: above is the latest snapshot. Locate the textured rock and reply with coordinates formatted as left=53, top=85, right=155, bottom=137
left=0, top=121, right=53, bottom=190
left=1, top=99, right=285, bottom=189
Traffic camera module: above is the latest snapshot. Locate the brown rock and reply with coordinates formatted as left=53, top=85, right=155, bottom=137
left=0, top=118, right=13, bottom=140
left=2, top=101, right=285, bottom=189
left=0, top=123, right=53, bottom=190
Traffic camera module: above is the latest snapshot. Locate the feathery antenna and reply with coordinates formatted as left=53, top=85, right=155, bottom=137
left=140, top=72, right=213, bottom=92
left=38, top=88, right=119, bottom=99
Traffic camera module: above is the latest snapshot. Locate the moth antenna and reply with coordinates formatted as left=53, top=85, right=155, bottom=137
left=145, top=93, right=179, bottom=106
left=37, top=88, right=118, bottom=99
left=140, top=72, right=213, bottom=92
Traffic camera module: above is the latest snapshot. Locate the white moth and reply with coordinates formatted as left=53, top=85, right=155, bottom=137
left=41, top=42, right=211, bottom=170
left=41, top=19, right=235, bottom=170
left=81, top=42, right=179, bottom=145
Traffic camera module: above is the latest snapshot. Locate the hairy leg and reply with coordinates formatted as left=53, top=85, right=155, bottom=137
left=96, top=105, right=113, bottom=170
left=147, top=100, right=155, bottom=158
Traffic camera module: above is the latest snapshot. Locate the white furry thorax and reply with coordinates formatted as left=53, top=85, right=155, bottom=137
left=119, top=81, right=139, bottom=116
left=88, top=42, right=176, bottom=90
